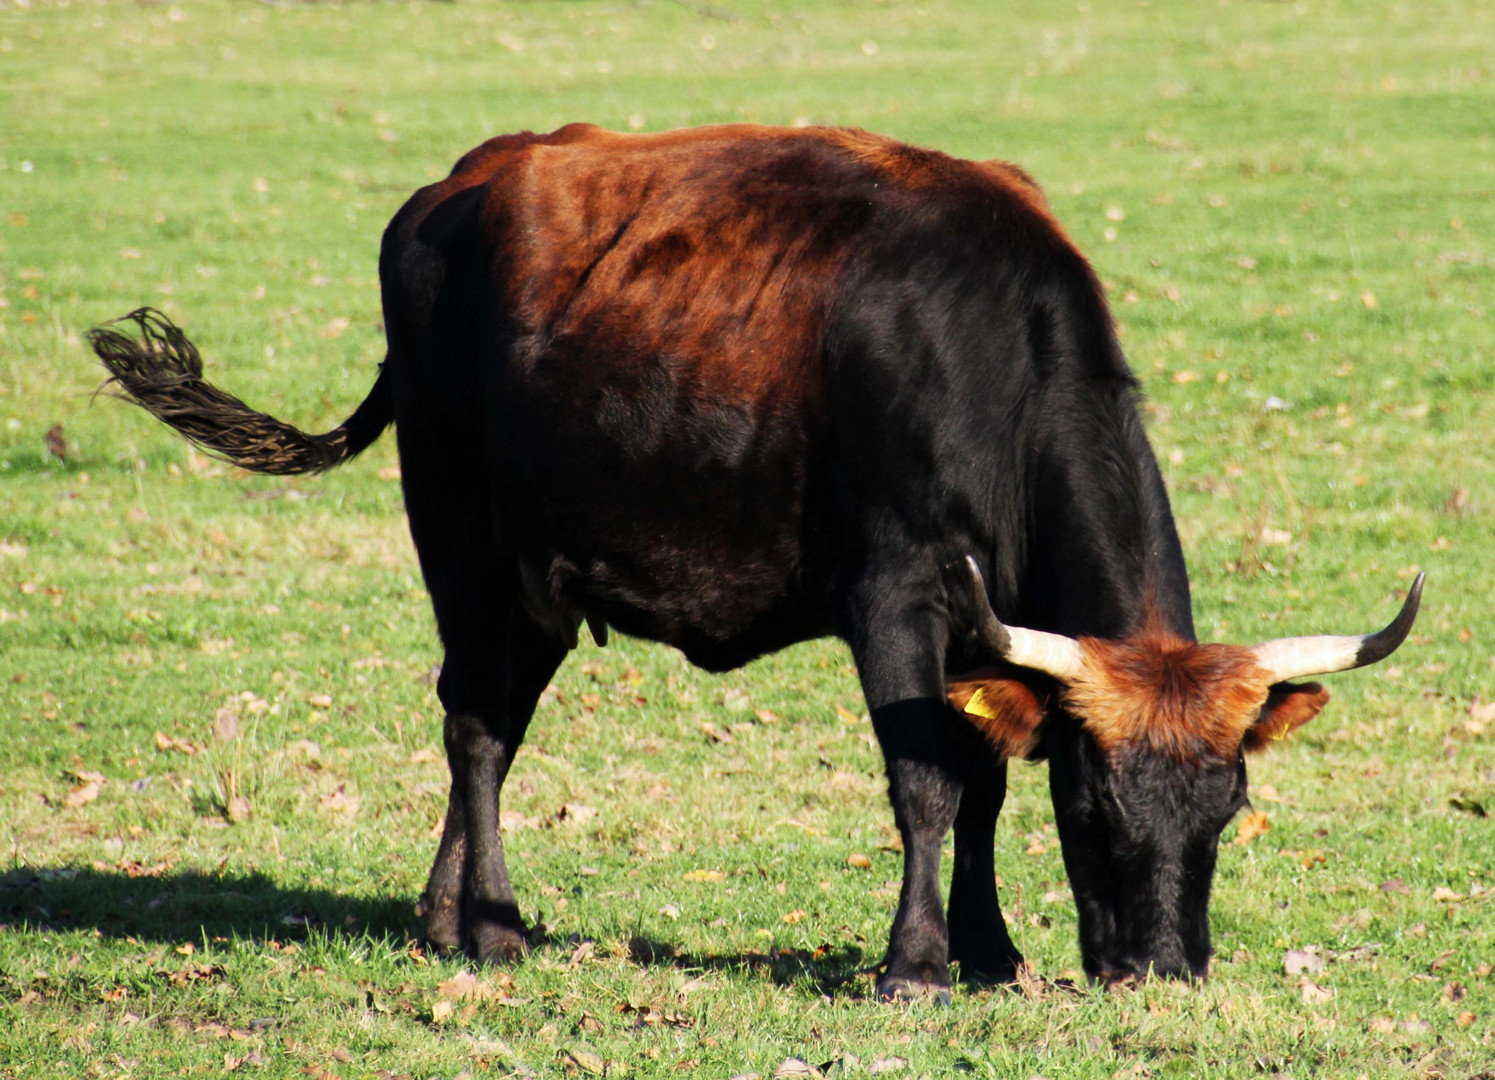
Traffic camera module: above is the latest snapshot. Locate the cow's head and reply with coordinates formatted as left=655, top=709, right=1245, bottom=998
left=948, top=558, right=1422, bottom=983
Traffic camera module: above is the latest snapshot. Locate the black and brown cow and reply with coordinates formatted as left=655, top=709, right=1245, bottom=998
left=90, top=122, right=1420, bottom=1000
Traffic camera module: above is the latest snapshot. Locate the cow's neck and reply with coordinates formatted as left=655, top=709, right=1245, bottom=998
left=1015, top=384, right=1194, bottom=644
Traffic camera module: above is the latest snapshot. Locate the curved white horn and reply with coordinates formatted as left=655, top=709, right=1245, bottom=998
left=963, top=556, right=1086, bottom=681
left=1251, top=573, right=1425, bottom=683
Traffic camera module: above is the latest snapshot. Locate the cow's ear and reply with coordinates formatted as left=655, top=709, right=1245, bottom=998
left=947, top=667, right=1048, bottom=760
left=1242, top=681, right=1330, bottom=753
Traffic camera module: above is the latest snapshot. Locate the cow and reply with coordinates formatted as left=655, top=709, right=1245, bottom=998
left=89, top=122, right=1421, bottom=1001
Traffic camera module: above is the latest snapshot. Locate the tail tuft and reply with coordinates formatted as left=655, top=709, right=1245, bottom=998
left=89, top=308, right=388, bottom=476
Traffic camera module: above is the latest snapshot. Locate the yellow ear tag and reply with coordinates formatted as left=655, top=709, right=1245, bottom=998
left=965, top=686, right=1001, bottom=721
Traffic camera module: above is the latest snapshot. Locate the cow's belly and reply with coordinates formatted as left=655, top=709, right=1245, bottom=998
left=496, top=389, right=837, bottom=666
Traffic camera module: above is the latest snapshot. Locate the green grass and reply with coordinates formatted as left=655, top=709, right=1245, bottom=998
left=1, top=0, right=1493, bottom=1076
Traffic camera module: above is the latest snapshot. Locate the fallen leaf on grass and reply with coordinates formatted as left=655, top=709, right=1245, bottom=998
left=782, top=910, right=806, bottom=925
left=868, top=1059, right=909, bottom=1076
left=437, top=970, right=506, bottom=1003
left=429, top=999, right=455, bottom=1024
left=1456, top=1010, right=1476, bottom=1028
left=1443, top=982, right=1466, bottom=1002
left=499, top=809, right=539, bottom=831
left=555, top=803, right=597, bottom=826
left=64, top=780, right=102, bottom=808
left=1379, top=878, right=1409, bottom=894
left=1432, top=886, right=1464, bottom=902
left=846, top=852, right=872, bottom=870
left=566, top=1047, right=607, bottom=1075
left=683, top=869, right=726, bottom=883
left=318, top=786, right=359, bottom=815
left=226, top=797, right=250, bottom=824
left=158, top=962, right=225, bottom=987
left=1300, top=977, right=1333, bottom=1004
left=1233, top=810, right=1270, bottom=845
left=657, top=904, right=680, bottom=920
left=775, top=1060, right=822, bottom=1079
left=1284, top=948, right=1324, bottom=976
left=700, top=721, right=734, bottom=744
left=155, top=731, right=198, bottom=755
left=835, top=704, right=866, bottom=725
left=212, top=709, right=240, bottom=743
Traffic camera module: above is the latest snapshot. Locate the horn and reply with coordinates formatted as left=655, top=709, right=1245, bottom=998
left=1250, top=573, right=1425, bottom=683
left=963, top=556, right=1086, bottom=681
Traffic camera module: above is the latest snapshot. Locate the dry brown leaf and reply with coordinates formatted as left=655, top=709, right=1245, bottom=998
left=64, top=780, right=102, bottom=809
left=1284, top=948, right=1324, bottom=976
left=846, top=852, right=872, bottom=870
left=782, top=909, right=806, bottom=925
left=318, top=786, right=359, bottom=816
left=499, top=809, right=539, bottom=831
left=155, top=730, right=197, bottom=755
left=1234, top=810, right=1270, bottom=845
left=775, top=1060, right=821, bottom=1079
left=557, top=803, right=597, bottom=826
left=1300, top=977, right=1333, bottom=1004
left=212, top=709, right=240, bottom=742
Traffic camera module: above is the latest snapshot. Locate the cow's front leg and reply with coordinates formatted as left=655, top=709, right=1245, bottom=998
left=871, top=699, right=962, bottom=1001
left=946, top=736, right=1023, bottom=983
left=844, top=570, right=960, bottom=1003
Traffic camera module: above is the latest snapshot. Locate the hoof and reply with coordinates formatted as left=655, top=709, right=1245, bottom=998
left=467, top=904, right=532, bottom=964
left=415, top=893, right=463, bottom=956
left=950, top=949, right=1023, bottom=986
left=876, top=974, right=952, bottom=1005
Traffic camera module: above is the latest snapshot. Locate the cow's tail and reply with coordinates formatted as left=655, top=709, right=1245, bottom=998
left=88, top=307, right=391, bottom=476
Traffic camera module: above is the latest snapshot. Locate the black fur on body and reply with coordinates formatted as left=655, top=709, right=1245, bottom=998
left=95, top=123, right=1251, bottom=995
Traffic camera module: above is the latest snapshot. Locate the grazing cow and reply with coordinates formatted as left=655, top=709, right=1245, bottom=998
left=90, top=123, right=1421, bottom=1000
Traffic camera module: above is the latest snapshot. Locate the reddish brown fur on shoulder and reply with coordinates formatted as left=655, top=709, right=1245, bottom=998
left=1065, top=634, right=1275, bottom=762
left=946, top=667, right=1048, bottom=761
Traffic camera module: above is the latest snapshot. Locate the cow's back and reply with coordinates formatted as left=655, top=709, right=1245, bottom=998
left=377, top=124, right=1109, bottom=666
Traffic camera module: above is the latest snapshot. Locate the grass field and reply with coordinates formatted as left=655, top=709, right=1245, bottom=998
left=2, top=0, right=1493, bottom=1076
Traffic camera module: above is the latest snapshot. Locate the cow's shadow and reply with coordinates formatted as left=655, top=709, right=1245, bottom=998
left=0, top=865, right=412, bottom=946
left=0, top=868, right=874, bottom=995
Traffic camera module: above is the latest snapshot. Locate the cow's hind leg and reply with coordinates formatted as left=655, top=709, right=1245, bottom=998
left=842, top=564, right=961, bottom=1003
left=418, top=610, right=565, bottom=957
left=424, top=601, right=566, bottom=962
left=945, top=735, right=1023, bottom=983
